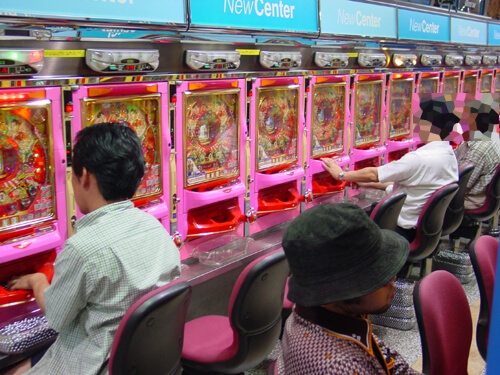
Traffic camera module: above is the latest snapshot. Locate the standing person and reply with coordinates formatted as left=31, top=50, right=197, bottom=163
left=454, top=141, right=500, bottom=210
left=5, top=123, right=181, bottom=375
left=277, top=203, right=420, bottom=375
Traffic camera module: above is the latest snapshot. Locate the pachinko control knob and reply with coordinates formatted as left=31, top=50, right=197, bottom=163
left=171, top=232, right=183, bottom=249
left=245, top=208, right=257, bottom=223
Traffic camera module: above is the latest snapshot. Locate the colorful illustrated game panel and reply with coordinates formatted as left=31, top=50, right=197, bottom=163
left=354, top=80, right=382, bottom=147
left=443, top=76, right=460, bottom=94
left=0, top=102, right=55, bottom=232
left=481, top=74, right=493, bottom=93
left=257, top=86, right=299, bottom=171
left=83, top=95, right=162, bottom=199
left=388, top=79, right=412, bottom=138
left=311, top=83, right=345, bottom=158
left=462, top=75, right=477, bottom=94
left=419, top=78, right=439, bottom=94
left=183, top=89, right=240, bottom=188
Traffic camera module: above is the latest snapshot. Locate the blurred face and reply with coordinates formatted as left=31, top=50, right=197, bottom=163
left=325, top=276, right=397, bottom=316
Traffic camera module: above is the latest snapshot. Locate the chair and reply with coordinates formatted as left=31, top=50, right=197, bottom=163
left=441, top=164, right=475, bottom=237
left=413, top=270, right=473, bottom=375
left=108, top=281, right=192, bottom=375
left=369, top=190, right=407, bottom=231
left=450, top=164, right=500, bottom=249
left=181, top=250, right=289, bottom=374
left=469, top=235, right=499, bottom=361
left=403, top=183, right=458, bottom=277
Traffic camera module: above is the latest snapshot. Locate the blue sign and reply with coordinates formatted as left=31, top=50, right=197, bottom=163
left=0, top=0, right=186, bottom=25
left=189, top=0, right=318, bottom=34
left=451, top=17, right=487, bottom=45
left=320, top=0, right=397, bottom=39
left=488, top=23, right=500, bottom=46
left=398, top=9, right=450, bottom=43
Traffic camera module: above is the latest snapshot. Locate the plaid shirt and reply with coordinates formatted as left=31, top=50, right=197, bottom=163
left=26, top=201, right=181, bottom=375
left=277, top=307, right=421, bottom=375
left=455, top=141, right=500, bottom=209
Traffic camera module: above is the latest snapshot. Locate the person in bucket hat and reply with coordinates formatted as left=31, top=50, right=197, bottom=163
left=276, top=203, right=421, bottom=375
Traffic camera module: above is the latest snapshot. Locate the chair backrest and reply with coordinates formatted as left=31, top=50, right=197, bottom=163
left=369, top=190, right=407, bottom=231
left=409, top=183, right=459, bottom=261
left=441, top=164, right=475, bottom=236
left=227, top=250, right=289, bottom=371
left=109, top=281, right=192, bottom=375
left=469, top=235, right=499, bottom=361
left=465, top=164, right=500, bottom=222
left=413, top=270, right=472, bottom=375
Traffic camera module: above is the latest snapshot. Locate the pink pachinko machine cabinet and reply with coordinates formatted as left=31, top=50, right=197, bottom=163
left=304, top=73, right=350, bottom=208
left=0, top=50, right=67, bottom=326
left=247, top=76, right=305, bottom=235
left=70, top=81, right=170, bottom=232
left=349, top=71, right=386, bottom=182
left=172, top=78, right=247, bottom=261
left=478, top=55, right=497, bottom=94
left=385, top=72, right=416, bottom=163
left=414, top=54, right=443, bottom=148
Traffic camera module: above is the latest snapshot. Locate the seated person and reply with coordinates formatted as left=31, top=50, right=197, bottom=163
left=277, top=203, right=420, bottom=374
left=455, top=141, right=500, bottom=210
left=322, top=99, right=459, bottom=242
left=5, top=123, right=181, bottom=375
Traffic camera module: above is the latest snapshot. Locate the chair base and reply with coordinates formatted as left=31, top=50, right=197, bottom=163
left=432, top=250, right=475, bottom=284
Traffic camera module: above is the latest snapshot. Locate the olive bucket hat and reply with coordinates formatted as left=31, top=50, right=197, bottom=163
left=282, top=202, right=409, bottom=306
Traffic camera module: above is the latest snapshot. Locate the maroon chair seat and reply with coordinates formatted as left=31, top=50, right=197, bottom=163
left=450, top=164, right=500, bottom=249
left=413, top=270, right=472, bottom=375
left=181, top=250, right=289, bottom=374
left=369, top=190, right=407, bottom=231
left=109, top=280, right=192, bottom=375
left=470, top=235, right=499, bottom=361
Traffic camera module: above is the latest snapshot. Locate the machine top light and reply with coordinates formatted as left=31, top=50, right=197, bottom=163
left=444, top=54, right=464, bottom=67
left=185, top=50, right=240, bottom=71
left=392, top=53, right=418, bottom=68
left=464, top=55, right=482, bottom=66
left=314, top=52, right=349, bottom=68
left=357, top=53, right=387, bottom=68
left=482, top=55, right=497, bottom=66
left=420, top=54, right=443, bottom=67
left=0, top=49, right=44, bottom=76
left=259, top=51, right=301, bottom=70
left=86, top=49, right=160, bottom=73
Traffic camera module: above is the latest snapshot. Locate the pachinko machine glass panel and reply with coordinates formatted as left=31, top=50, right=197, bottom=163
left=462, top=71, right=478, bottom=94
left=480, top=70, right=494, bottom=93
left=305, top=75, right=350, bottom=206
left=0, top=87, right=66, bottom=324
left=71, top=83, right=169, bottom=231
left=248, top=76, right=305, bottom=235
left=350, top=74, right=385, bottom=173
left=443, top=71, right=461, bottom=94
left=385, top=73, right=415, bottom=162
left=174, top=79, right=246, bottom=261
left=496, top=70, right=500, bottom=93
left=418, top=72, right=441, bottom=94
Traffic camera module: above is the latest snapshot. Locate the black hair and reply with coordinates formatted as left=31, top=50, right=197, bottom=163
left=72, top=122, right=145, bottom=201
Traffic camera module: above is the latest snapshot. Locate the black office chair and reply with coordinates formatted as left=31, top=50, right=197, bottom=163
left=369, top=190, right=407, bottom=231
left=181, top=250, right=289, bottom=374
left=109, top=281, right=192, bottom=375
left=450, top=164, right=500, bottom=249
left=401, top=183, right=459, bottom=278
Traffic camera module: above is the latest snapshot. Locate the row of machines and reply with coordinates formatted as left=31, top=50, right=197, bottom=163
left=0, top=39, right=499, bottom=329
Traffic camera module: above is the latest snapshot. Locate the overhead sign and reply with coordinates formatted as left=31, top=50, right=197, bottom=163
left=0, top=0, right=186, bottom=25
left=189, top=0, right=319, bottom=34
left=451, top=17, right=487, bottom=45
left=320, top=0, right=397, bottom=39
left=398, top=9, right=450, bottom=43
left=488, top=23, right=500, bottom=46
